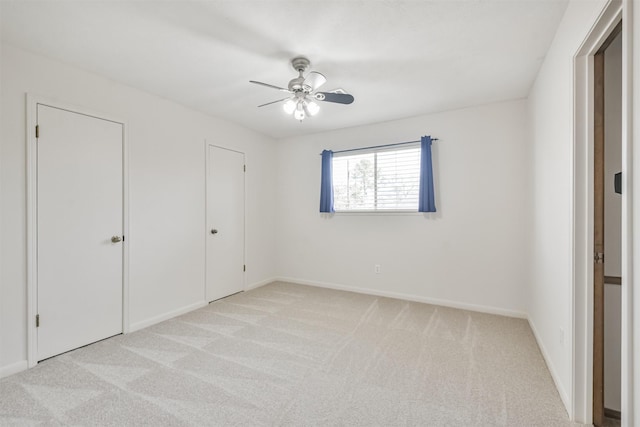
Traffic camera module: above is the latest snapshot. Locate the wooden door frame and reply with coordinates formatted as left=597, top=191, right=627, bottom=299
left=203, top=141, right=246, bottom=302
left=25, top=94, right=130, bottom=367
left=592, top=22, right=623, bottom=425
left=593, top=45, right=606, bottom=427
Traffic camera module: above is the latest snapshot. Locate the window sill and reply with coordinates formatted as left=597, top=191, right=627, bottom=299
left=331, top=210, right=422, bottom=216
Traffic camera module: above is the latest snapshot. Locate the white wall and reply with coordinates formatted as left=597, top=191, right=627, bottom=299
left=527, top=0, right=610, bottom=415
left=604, top=32, right=622, bottom=413
left=0, top=44, right=278, bottom=373
left=275, top=100, right=530, bottom=317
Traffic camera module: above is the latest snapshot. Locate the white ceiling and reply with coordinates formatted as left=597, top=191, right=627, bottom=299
left=1, top=0, right=568, bottom=139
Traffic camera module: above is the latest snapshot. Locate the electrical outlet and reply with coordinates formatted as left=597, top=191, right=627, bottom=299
left=374, top=264, right=381, bottom=274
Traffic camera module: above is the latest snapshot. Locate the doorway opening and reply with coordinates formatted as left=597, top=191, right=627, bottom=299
left=592, top=21, right=622, bottom=427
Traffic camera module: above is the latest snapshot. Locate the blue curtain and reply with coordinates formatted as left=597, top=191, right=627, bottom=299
left=320, top=150, right=335, bottom=213
left=418, top=136, right=436, bottom=212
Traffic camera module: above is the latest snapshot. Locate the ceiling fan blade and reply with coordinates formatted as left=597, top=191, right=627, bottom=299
left=303, top=71, right=327, bottom=91
left=249, top=80, right=291, bottom=92
left=257, top=97, right=290, bottom=108
left=314, top=92, right=354, bottom=104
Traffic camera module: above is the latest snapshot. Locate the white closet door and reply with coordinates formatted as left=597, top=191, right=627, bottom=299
left=37, top=104, right=123, bottom=361
left=206, top=145, right=245, bottom=302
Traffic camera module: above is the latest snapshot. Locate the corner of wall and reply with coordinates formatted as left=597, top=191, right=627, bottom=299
left=527, top=315, right=571, bottom=416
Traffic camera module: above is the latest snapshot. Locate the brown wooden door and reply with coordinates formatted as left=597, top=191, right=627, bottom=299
left=593, top=49, right=605, bottom=427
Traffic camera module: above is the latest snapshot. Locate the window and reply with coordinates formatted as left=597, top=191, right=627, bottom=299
left=332, top=144, right=421, bottom=211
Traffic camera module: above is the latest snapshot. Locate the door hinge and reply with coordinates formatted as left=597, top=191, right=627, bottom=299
left=36, top=314, right=40, bottom=328
left=594, top=252, right=605, bottom=264
left=243, top=264, right=246, bottom=272
left=35, top=125, right=40, bottom=139
left=244, top=165, right=246, bottom=172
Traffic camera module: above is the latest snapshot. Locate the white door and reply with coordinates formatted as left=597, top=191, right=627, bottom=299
left=37, top=104, right=123, bottom=361
left=206, top=145, right=245, bottom=302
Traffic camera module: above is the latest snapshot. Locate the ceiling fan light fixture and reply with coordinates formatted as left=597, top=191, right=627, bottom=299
left=306, top=100, right=320, bottom=116
left=294, top=103, right=306, bottom=121
left=283, top=99, right=296, bottom=114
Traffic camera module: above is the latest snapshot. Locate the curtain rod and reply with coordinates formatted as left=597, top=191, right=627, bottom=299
left=319, top=138, right=439, bottom=155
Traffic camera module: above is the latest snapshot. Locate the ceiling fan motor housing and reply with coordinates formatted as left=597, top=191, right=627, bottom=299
left=288, top=57, right=310, bottom=92
left=288, top=77, right=305, bottom=92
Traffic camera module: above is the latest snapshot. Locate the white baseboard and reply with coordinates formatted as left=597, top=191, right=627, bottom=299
left=246, top=277, right=277, bottom=291
left=129, top=301, right=208, bottom=333
left=128, top=278, right=280, bottom=333
left=0, top=360, right=28, bottom=379
left=275, top=276, right=528, bottom=319
left=527, top=316, right=571, bottom=417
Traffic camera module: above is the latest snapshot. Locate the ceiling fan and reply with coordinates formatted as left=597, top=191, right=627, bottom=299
left=250, top=56, right=354, bottom=121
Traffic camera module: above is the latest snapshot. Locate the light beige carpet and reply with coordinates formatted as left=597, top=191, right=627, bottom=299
left=0, top=282, right=579, bottom=426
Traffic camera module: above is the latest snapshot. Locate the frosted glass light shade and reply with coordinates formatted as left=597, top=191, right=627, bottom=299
left=283, top=99, right=296, bottom=114
left=294, top=109, right=305, bottom=120
left=307, top=101, right=320, bottom=116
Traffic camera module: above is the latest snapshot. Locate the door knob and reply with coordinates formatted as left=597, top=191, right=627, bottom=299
left=211, top=229, right=218, bottom=235
left=111, top=236, right=122, bottom=243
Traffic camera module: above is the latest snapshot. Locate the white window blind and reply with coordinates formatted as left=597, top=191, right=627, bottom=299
left=332, top=144, right=420, bottom=211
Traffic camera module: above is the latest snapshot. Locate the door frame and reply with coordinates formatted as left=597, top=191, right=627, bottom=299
left=593, top=44, right=605, bottom=427
left=204, top=141, right=246, bottom=301
left=592, top=22, right=622, bottom=425
left=572, top=2, right=632, bottom=424
left=25, top=94, right=130, bottom=367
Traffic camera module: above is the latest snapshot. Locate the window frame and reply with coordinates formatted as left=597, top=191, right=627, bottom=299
left=331, top=142, right=421, bottom=213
